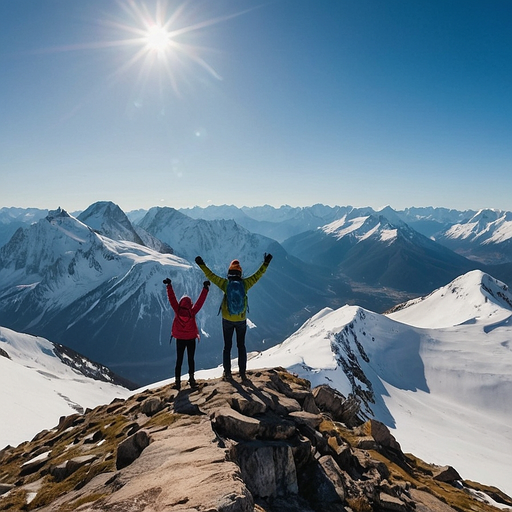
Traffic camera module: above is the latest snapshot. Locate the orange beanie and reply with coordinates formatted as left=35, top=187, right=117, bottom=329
left=228, top=259, right=242, bottom=273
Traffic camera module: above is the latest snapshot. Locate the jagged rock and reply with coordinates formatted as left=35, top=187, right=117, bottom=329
left=116, top=429, right=150, bottom=470
left=212, top=407, right=262, bottom=440
left=367, top=419, right=402, bottom=451
left=355, top=436, right=379, bottom=450
left=288, top=410, right=323, bottom=429
left=213, top=407, right=297, bottom=441
left=327, top=436, right=352, bottom=469
left=140, top=396, right=164, bottom=416
left=232, top=441, right=298, bottom=498
left=229, top=394, right=268, bottom=416
left=302, top=393, right=321, bottom=414
left=0, top=369, right=509, bottom=512
left=49, top=455, right=98, bottom=482
left=433, top=465, right=461, bottom=482
left=0, top=483, right=14, bottom=496
left=56, top=413, right=83, bottom=432
left=312, top=385, right=361, bottom=427
left=19, top=451, right=50, bottom=476
left=318, top=455, right=346, bottom=502
left=0, top=347, right=10, bottom=359
left=299, top=454, right=345, bottom=507
left=378, top=491, right=409, bottom=511
left=258, top=414, right=297, bottom=440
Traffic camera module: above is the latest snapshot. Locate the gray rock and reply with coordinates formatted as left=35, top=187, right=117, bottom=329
left=212, top=407, right=261, bottom=440
left=50, top=455, right=98, bottom=482
left=0, top=483, right=14, bottom=496
left=288, top=410, right=323, bottom=429
left=141, top=397, right=164, bottom=416
left=116, top=429, right=150, bottom=470
left=318, top=455, right=346, bottom=502
left=233, top=441, right=298, bottom=498
left=302, top=393, right=321, bottom=415
left=379, top=492, right=408, bottom=511
left=228, top=394, right=267, bottom=416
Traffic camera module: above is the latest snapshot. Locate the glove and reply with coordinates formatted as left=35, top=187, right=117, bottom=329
left=163, top=278, right=171, bottom=285
left=264, top=253, right=273, bottom=265
left=195, top=256, right=204, bottom=266
left=203, top=280, right=210, bottom=289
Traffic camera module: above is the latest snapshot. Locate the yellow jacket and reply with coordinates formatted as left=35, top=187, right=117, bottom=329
left=198, top=260, right=269, bottom=321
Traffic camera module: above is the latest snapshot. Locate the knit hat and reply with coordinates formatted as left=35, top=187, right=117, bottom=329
left=228, top=259, right=242, bottom=274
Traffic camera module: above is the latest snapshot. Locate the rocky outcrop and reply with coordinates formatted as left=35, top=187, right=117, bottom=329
left=0, top=368, right=510, bottom=511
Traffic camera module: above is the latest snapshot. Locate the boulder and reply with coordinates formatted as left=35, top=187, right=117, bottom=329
left=116, top=430, right=150, bottom=470
left=312, top=385, right=360, bottom=426
left=233, top=441, right=298, bottom=498
left=50, top=455, right=98, bottom=482
left=212, top=407, right=261, bottom=440
left=288, top=411, right=323, bottom=430
left=141, top=397, right=164, bottom=416
left=433, top=465, right=461, bottom=483
left=367, top=419, right=401, bottom=452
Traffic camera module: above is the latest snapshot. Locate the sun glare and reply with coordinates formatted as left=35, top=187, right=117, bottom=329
left=145, top=24, right=171, bottom=54
left=35, top=1, right=250, bottom=97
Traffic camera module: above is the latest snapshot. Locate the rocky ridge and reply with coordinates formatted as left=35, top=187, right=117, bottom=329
left=0, top=368, right=510, bottom=512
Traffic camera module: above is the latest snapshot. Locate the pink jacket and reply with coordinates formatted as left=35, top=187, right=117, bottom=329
left=166, top=284, right=208, bottom=340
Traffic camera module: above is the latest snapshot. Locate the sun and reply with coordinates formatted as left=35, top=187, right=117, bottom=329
left=144, top=24, right=172, bottom=54
left=34, top=1, right=250, bottom=97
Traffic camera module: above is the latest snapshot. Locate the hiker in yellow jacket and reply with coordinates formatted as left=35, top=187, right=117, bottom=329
left=195, top=253, right=272, bottom=382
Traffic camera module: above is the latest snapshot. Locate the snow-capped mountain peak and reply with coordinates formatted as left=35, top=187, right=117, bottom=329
left=387, top=269, right=512, bottom=328
left=77, top=201, right=144, bottom=245
left=435, top=208, right=512, bottom=264
left=321, top=212, right=405, bottom=245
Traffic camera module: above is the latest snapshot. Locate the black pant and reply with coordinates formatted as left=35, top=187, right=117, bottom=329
left=175, top=338, right=196, bottom=382
left=222, top=319, right=247, bottom=375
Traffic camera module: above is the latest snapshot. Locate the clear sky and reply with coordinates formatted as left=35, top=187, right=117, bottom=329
left=2, top=0, right=512, bottom=213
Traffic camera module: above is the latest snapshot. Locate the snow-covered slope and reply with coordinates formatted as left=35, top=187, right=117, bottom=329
left=191, top=270, right=512, bottom=496
left=435, top=209, right=512, bottom=264
left=138, top=206, right=273, bottom=270
left=0, top=208, right=202, bottom=385
left=0, top=326, right=130, bottom=448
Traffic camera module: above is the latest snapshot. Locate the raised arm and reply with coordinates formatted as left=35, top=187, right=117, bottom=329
left=195, top=256, right=227, bottom=292
left=164, top=279, right=179, bottom=312
left=244, top=253, right=272, bottom=290
left=192, top=281, right=210, bottom=314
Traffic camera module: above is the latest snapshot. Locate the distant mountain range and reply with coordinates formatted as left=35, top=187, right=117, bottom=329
left=0, top=204, right=342, bottom=385
left=2, top=201, right=512, bottom=385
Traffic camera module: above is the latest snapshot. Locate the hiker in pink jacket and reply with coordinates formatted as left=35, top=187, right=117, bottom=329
left=163, top=278, right=210, bottom=390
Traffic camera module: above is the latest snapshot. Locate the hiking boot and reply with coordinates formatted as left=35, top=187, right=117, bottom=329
left=174, top=380, right=181, bottom=391
left=240, top=372, right=250, bottom=383
left=222, top=371, right=233, bottom=382
left=189, top=378, right=197, bottom=388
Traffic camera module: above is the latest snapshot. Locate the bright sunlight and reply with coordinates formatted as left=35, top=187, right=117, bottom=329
left=144, top=24, right=172, bottom=54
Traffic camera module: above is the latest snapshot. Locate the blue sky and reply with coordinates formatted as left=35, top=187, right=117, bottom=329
left=1, top=0, right=512, bottom=212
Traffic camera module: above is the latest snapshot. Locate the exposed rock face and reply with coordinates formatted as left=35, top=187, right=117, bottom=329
left=0, top=368, right=510, bottom=511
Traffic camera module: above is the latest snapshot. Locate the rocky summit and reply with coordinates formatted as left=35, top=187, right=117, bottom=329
left=0, top=368, right=511, bottom=512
